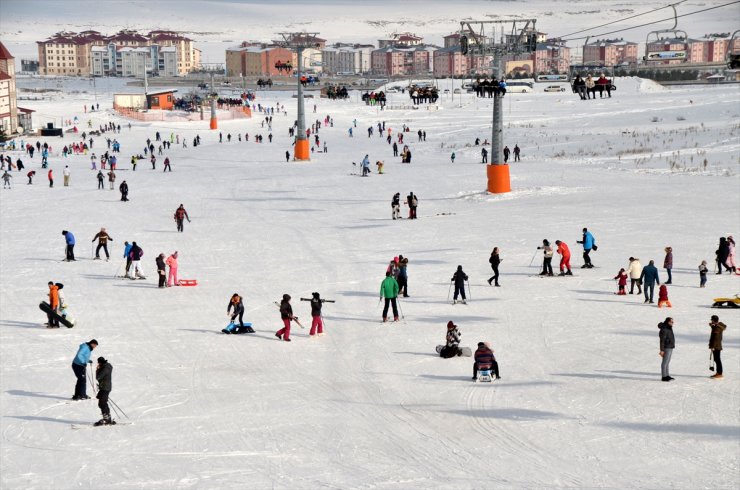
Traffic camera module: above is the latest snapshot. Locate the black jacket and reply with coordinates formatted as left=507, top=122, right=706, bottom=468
left=228, top=299, right=244, bottom=315
left=452, top=267, right=468, bottom=286
left=310, top=298, right=323, bottom=317
left=156, top=256, right=166, bottom=271
left=119, top=182, right=128, bottom=193
left=658, top=322, right=675, bottom=350
left=280, top=301, right=293, bottom=319
left=96, top=362, right=112, bottom=392
left=130, top=244, right=143, bottom=261
left=489, top=253, right=500, bottom=268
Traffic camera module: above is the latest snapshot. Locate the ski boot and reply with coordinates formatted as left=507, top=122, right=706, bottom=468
left=393, top=316, right=399, bottom=322
left=565, top=270, right=573, bottom=276
left=94, top=414, right=116, bottom=426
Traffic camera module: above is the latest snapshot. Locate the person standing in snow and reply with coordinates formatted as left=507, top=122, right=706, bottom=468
left=27, top=170, right=35, bottom=184
left=451, top=265, right=468, bottom=304
left=663, top=246, right=673, bottom=284
left=440, top=321, right=461, bottom=358
left=577, top=227, right=596, bottom=268
left=537, top=239, right=554, bottom=276
left=627, top=257, right=643, bottom=294
left=379, top=272, right=400, bottom=322
left=487, top=247, right=501, bottom=286
left=166, top=251, right=179, bottom=287
left=715, top=237, right=731, bottom=274
left=119, top=180, right=129, bottom=201
left=107, top=169, right=116, bottom=190
left=94, top=357, right=115, bottom=426
left=174, top=204, right=190, bottom=232
left=48, top=168, right=54, bottom=188
left=97, top=170, right=104, bottom=190
left=614, top=268, right=628, bottom=295
left=2, top=170, right=11, bottom=189
left=163, top=157, right=171, bottom=172
left=514, top=144, right=521, bottom=161
left=275, top=294, right=298, bottom=341
left=640, top=260, right=660, bottom=304
left=156, top=253, right=167, bottom=288
left=406, top=192, right=418, bottom=219
left=503, top=146, right=510, bottom=163
left=397, top=255, right=409, bottom=297
left=303, top=292, right=326, bottom=337
left=62, top=230, right=76, bottom=261
left=361, top=154, right=370, bottom=177
left=699, top=260, right=709, bottom=287
left=473, top=342, right=500, bottom=380
left=47, top=281, right=60, bottom=327
left=658, top=317, right=675, bottom=382
left=72, top=339, right=97, bottom=400
left=555, top=240, right=572, bottom=276
left=285, top=150, right=290, bottom=162
left=481, top=147, right=488, bottom=163
left=708, top=315, right=726, bottom=379
left=128, top=241, right=145, bottom=279
left=726, top=236, right=737, bottom=273
left=63, top=165, right=71, bottom=186
left=92, top=228, right=113, bottom=260
left=123, top=241, right=133, bottom=278
left=391, top=193, right=401, bottom=220
left=386, top=257, right=400, bottom=280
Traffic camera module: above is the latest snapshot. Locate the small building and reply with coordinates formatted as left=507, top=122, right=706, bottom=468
left=17, top=107, right=34, bottom=131
left=113, top=89, right=177, bottom=111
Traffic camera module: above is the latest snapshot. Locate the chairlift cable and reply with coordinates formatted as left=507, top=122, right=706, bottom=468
left=560, top=1, right=740, bottom=42
left=556, top=1, right=687, bottom=39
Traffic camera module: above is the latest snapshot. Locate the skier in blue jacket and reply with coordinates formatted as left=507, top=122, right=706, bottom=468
left=577, top=227, right=595, bottom=268
left=123, top=241, right=133, bottom=277
left=72, top=339, right=98, bottom=400
left=62, top=230, right=76, bottom=261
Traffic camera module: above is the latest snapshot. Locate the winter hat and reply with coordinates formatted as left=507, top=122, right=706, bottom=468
left=283, top=294, right=291, bottom=301
left=312, top=292, right=320, bottom=300
left=97, top=357, right=107, bottom=364
left=89, top=339, right=98, bottom=346
left=477, top=342, right=485, bottom=347
left=543, top=239, right=550, bottom=246
left=629, top=257, right=635, bottom=261
left=555, top=240, right=561, bottom=245
left=447, top=321, right=456, bottom=330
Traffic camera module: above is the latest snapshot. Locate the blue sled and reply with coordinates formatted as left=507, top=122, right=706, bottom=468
left=222, top=322, right=253, bottom=334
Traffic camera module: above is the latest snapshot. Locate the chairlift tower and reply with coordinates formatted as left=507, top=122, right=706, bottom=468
left=460, top=19, right=538, bottom=193
left=277, top=32, right=321, bottom=161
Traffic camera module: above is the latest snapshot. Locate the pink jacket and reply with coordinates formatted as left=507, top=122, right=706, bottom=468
left=165, top=255, right=178, bottom=269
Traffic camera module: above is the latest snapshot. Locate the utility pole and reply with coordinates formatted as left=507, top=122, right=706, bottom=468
left=209, top=72, right=217, bottom=129
left=277, top=31, right=321, bottom=161
left=460, top=19, right=538, bottom=194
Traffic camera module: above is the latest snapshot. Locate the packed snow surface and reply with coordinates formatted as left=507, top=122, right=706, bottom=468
left=1, top=76, right=739, bottom=489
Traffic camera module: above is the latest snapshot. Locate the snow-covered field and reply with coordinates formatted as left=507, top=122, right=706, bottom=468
left=1, top=77, right=739, bottom=489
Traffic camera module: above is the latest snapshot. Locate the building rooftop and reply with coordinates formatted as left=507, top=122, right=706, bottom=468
left=0, top=41, right=14, bottom=60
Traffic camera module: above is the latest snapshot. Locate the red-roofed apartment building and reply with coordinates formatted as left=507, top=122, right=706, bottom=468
left=0, top=41, right=19, bottom=136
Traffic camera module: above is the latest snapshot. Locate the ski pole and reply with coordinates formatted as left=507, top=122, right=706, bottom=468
left=396, top=298, right=404, bottom=319
left=528, top=249, right=539, bottom=267
left=109, top=398, right=130, bottom=420
left=88, top=362, right=97, bottom=395
left=113, top=259, right=124, bottom=278
left=447, top=281, right=453, bottom=302
left=466, top=279, right=472, bottom=300
left=709, top=351, right=715, bottom=372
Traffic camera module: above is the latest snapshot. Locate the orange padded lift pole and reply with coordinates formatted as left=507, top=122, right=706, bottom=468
left=294, top=139, right=310, bottom=160
left=487, top=164, right=511, bottom=194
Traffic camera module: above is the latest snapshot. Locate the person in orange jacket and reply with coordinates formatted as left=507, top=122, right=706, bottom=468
left=555, top=240, right=572, bottom=276
left=47, top=281, right=60, bottom=327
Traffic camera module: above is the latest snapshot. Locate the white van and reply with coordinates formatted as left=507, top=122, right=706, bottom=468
left=504, top=80, right=534, bottom=93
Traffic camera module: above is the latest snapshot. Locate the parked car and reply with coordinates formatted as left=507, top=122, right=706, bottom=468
left=453, top=88, right=462, bottom=94
left=544, top=85, right=566, bottom=92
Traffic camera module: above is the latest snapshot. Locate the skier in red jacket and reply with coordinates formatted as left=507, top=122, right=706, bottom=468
left=555, top=240, right=572, bottom=276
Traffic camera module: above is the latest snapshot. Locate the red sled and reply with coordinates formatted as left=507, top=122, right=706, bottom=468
left=178, top=279, right=198, bottom=286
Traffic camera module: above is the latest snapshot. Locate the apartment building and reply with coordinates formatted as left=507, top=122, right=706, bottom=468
left=371, top=45, right=435, bottom=76
left=0, top=41, right=18, bottom=135
left=226, top=43, right=297, bottom=77
left=321, top=44, right=374, bottom=74
left=583, top=39, right=639, bottom=66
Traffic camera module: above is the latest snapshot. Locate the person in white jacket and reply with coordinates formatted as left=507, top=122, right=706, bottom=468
left=627, top=257, right=643, bottom=294
left=63, top=165, right=71, bottom=186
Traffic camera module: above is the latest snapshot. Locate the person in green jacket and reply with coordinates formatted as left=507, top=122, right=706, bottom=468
left=380, top=271, right=399, bottom=322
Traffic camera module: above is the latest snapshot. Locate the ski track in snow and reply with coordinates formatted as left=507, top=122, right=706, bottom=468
left=0, top=74, right=739, bottom=489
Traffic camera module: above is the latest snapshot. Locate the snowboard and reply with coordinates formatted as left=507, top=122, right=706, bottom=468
left=435, top=345, right=472, bottom=357
left=39, top=301, right=75, bottom=328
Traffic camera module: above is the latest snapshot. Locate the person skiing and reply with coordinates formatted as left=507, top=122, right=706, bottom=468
left=614, top=268, right=628, bottom=295
left=47, top=281, right=60, bottom=328
left=708, top=315, right=726, bottom=379
left=92, top=228, right=113, bottom=260
left=128, top=241, right=145, bottom=279
left=123, top=241, right=133, bottom=278
left=275, top=294, right=297, bottom=341
left=174, top=204, right=190, bottom=232
left=451, top=265, right=468, bottom=304
left=166, top=251, right=179, bottom=287
left=397, top=255, right=409, bottom=297
left=107, top=169, right=116, bottom=190
left=391, top=192, right=401, bottom=220
left=627, top=257, right=643, bottom=294
left=97, top=170, right=104, bottom=189
left=663, top=246, right=673, bottom=284
left=94, top=357, right=115, bottom=426
left=440, top=321, right=461, bottom=358
left=406, top=192, right=418, bottom=219
left=577, top=228, right=596, bottom=268
left=119, top=180, right=129, bottom=201
left=379, top=271, right=400, bottom=322
left=2, top=170, right=11, bottom=189
left=487, top=247, right=501, bottom=286
left=657, top=285, right=672, bottom=308
left=537, top=239, right=554, bottom=276
left=473, top=341, right=500, bottom=380
left=640, top=260, right=660, bottom=304
left=72, top=339, right=97, bottom=400
left=361, top=155, right=370, bottom=177
left=554, top=240, right=572, bottom=276
left=156, top=253, right=167, bottom=288
left=658, top=317, right=675, bottom=382
left=62, top=230, right=76, bottom=261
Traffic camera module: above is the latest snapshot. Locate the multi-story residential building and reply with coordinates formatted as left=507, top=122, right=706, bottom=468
left=226, top=43, right=297, bottom=77
left=38, top=30, right=199, bottom=76
left=433, top=46, right=468, bottom=77
left=533, top=42, right=571, bottom=73
left=583, top=38, right=639, bottom=66
left=20, top=59, right=39, bottom=73
left=378, top=33, right=422, bottom=49
left=371, top=45, right=434, bottom=76
left=300, top=47, right=323, bottom=73
left=90, top=44, right=179, bottom=77
left=321, top=43, right=374, bottom=74
left=0, top=41, right=18, bottom=136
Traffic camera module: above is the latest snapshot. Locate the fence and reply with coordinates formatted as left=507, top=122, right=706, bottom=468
left=113, top=105, right=251, bottom=122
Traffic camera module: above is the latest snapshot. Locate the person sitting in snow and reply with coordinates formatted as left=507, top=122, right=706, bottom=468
left=657, top=285, right=672, bottom=308
left=440, top=321, right=462, bottom=358
left=473, top=342, right=500, bottom=380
